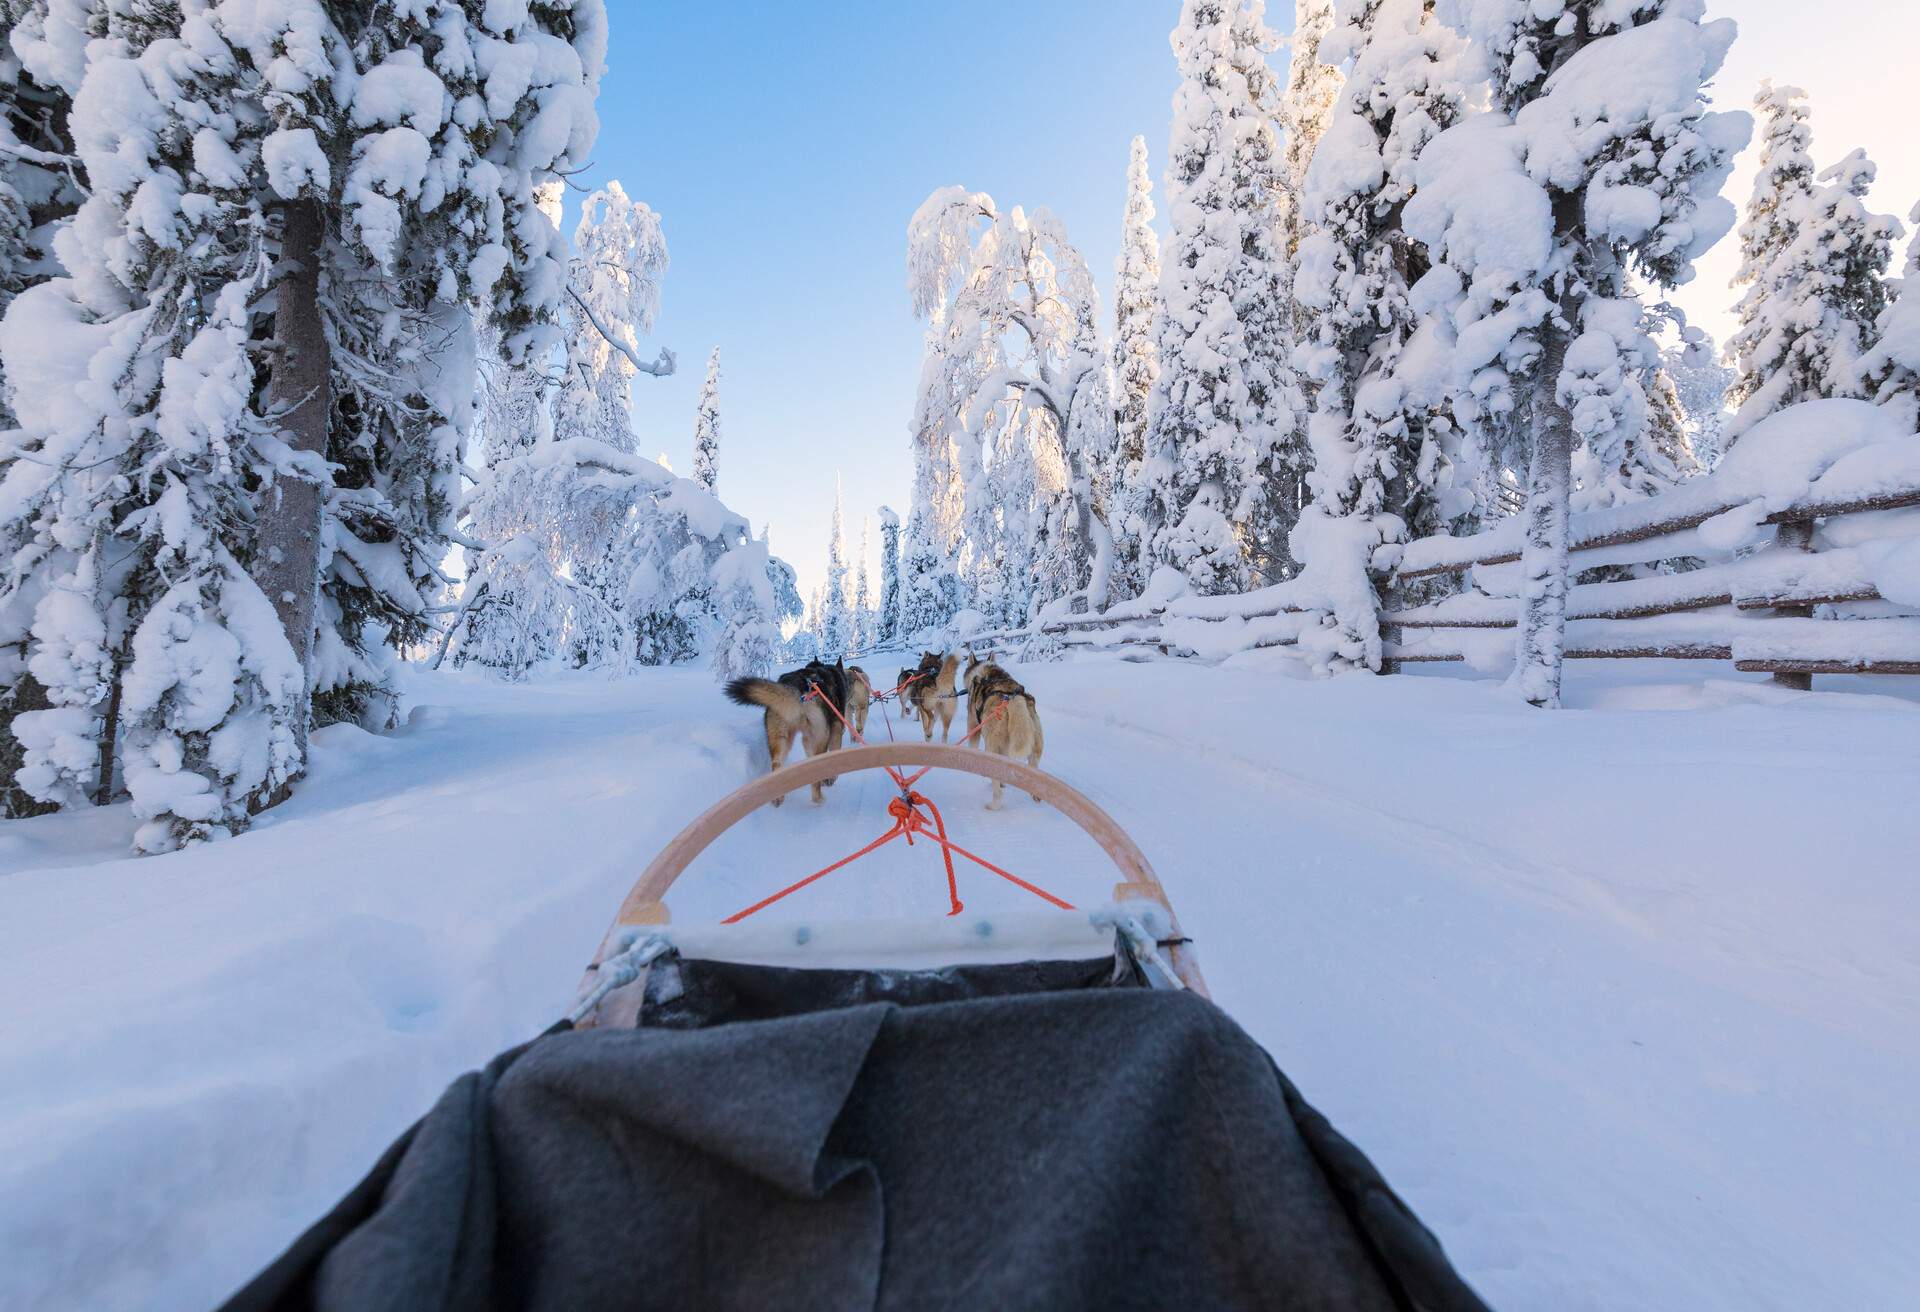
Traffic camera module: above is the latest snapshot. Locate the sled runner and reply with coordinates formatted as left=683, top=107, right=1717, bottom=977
left=223, top=743, right=1491, bottom=1312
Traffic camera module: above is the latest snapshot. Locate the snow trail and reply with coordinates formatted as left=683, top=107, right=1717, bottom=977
left=2, top=657, right=1917, bottom=1310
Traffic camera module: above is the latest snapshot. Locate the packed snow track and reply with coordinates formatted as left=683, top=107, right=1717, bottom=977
left=2, top=655, right=1916, bottom=1311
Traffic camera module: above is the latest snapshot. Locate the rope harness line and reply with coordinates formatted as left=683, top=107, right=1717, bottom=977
left=719, top=674, right=1071, bottom=924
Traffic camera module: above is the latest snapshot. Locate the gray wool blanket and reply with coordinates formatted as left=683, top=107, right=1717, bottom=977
left=222, top=958, right=1489, bottom=1311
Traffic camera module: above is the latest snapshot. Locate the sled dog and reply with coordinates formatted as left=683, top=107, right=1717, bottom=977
left=896, top=651, right=959, bottom=743
left=963, top=651, right=1044, bottom=809
left=845, top=666, right=872, bottom=737
left=723, top=659, right=851, bottom=806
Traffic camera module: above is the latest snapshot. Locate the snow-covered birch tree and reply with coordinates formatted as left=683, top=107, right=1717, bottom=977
left=907, top=187, right=1116, bottom=613
left=1409, top=0, right=1749, bottom=706
left=692, top=345, right=721, bottom=493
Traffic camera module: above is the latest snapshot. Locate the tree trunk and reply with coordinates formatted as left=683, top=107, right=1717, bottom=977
left=251, top=199, right=330, bottom=797
left=1, top=671, right=58, bottom=818
left=1511, top=294, right=1581, bottom=709
left=92, top=656, right=122, bottom=806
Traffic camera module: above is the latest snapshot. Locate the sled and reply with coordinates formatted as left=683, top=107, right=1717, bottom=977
left=224, top=743, right=1491, bottom=1312
left=568, top=742, right=1205, bottom=1029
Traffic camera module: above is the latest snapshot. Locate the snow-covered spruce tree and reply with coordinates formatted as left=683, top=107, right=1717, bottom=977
left=1290, top=0, right=1473, bottom=670
left=0, top=3, right=608, bottom=849
left=805, top=580, right=827, bottom=654
left=898, top=502, right=961, bottom=640
left=852, top=516, right=874, bottom=652
left=692, top=345, right=720, bottom=493
left=907, top=187, right=1116, bottom=614
left=1724, top=82, right=1814, bottom=428
left=1109, top=136, right=1162, bottom=603
left=1722, top=148, right=1898, bottom=443
left=876, top=505, right=903, bottom=646
left=1857, top=204, right=1920, bottom=432
left=0, top=4, right=86, bottom=818
left=819, top=477, right=851, bottom=658
left=1278, top=0, right=1344, bottom=262
left=1142, top=0, right=1261, bottom=594
left=1409, top=0, right=1748, bottom=706
left=1231, top=0, right=1311, bottom=584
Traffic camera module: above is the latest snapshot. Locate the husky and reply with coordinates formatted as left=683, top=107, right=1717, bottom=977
left=963, top=651, right=1044, bottom=809
left=896, top=651, right=959, bottom=743
left=723, top=659, right=852, bottom=806
left=844, top=666, right=872, bottom=737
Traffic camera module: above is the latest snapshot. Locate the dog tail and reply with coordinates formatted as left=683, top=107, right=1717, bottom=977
left=724, top=677, right=804, bottom=724
left=939, top=651, right=960, bottom=685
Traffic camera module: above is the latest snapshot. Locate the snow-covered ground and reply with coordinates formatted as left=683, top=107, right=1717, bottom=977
left=3, top=656, right=1917, bottom=1311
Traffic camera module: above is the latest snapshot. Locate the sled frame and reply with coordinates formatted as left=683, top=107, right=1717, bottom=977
left=578, top=743, right=1205, bottom=1017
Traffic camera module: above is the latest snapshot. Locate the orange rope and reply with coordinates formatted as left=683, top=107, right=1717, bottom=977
left=719, top=678, right=1067, bottom=924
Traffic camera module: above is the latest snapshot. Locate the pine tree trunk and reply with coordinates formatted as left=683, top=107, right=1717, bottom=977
left=251, top=199, right=330, bottom=797
left=92, top=656, right=122, bottom=806
left=1, top=671, right=57, bottom=818
left=1511, top=295, right=1580, bottom=709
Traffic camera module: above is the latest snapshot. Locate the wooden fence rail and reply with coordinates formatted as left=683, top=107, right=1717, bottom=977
left=965, top=427, right=1920, bottom=687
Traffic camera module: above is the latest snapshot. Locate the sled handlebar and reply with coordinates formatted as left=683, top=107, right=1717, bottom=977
left=592, top=744, right=1199, bottom=983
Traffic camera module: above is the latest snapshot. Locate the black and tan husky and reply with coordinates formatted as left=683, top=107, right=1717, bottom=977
left=724, top=659, right=852, bottom=806
left=963, top=651, right=1044, bottom=809
left=895, top=651, right=959, bottom=743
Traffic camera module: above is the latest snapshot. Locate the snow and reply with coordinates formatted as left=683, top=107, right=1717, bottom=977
left=3, top=658, right=1917, bottom=1311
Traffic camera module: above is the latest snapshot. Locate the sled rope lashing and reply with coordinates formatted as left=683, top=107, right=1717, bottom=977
left=722, top=684, right=1070, bottom=924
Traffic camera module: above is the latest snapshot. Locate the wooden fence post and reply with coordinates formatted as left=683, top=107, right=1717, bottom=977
left=1770, top=518, right=1816, bottom=691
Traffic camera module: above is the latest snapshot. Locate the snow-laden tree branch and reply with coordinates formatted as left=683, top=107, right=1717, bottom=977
left=566, top=283, right=676, bottom=377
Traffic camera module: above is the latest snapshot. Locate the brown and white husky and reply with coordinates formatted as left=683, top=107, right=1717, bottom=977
left=896, top=651, right=959, bottom=743
left=723, top=659, right=851, bottom=806
left=963, top=651, right=1044, bottom=809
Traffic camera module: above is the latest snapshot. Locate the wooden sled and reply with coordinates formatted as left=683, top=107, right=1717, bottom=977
left=572, top=743, right=1205, bottom=1029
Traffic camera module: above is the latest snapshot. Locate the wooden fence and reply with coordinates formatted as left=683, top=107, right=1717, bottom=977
left=969, top=430, right=1920, bottom=689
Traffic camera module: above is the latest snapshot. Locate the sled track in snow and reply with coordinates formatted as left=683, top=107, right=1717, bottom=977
left=1046, top=704, right=1666, bottom=938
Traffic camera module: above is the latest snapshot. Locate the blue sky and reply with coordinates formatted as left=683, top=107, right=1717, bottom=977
left=565, top=1, right=1919, bottom=602
left=564, top=1, right=1192, bottom=597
